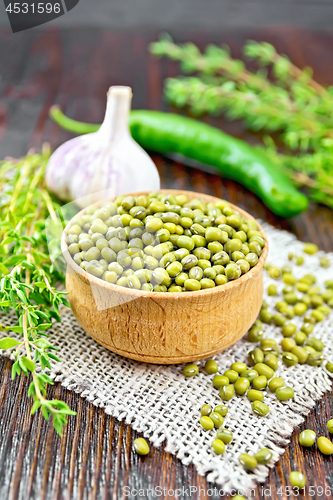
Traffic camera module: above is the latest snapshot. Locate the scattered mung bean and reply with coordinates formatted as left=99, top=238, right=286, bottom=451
left=183, top=364, right=199, bottom=377
left=268, top=377, right=285, bottom=392
left=214, top=405, right=228, bottom=417
left=200, top=404, right=212, bottom=416
left=252, top=401, right=270, bottom=416
left=205, top=359, right=219, bottom=374
left=220, top=384, right=235, bottom=401
left=216, top=428, right=233, bottom=444
left=239, top=453, right=258, bottom=470
left=317, top=436, right=333, bottom=455
left=247, top=389, right=264, bottom=402
left=211, top=439, right=226, bottom=454
left=133, top=438, right=150, bottom=455
left=200, top=416, right=214, bottom=430
left=254, top=447, right=273, bottom=465
left=275, top=386, right=294, bottom=401
left=209, top=412, right=224, bottom=428
left=252, top=375, right=268, bottom=390
left=299, top=429, right=316, bottom=447
left=290, top=471, right=306, bottom=489
left=327, top=420, right=333, bottom=434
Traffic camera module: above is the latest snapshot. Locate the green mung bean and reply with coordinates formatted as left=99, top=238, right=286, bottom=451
left=211, top=439, right=226, bottom=454
left=311, top=309, right=325, bottom=322
left=252, top=375, right=268, bottom=390
left=251, top=401, right=270, bottom=416
left=247, top=389, right=264, bottom=402
left=294, top=302, right=308, bottom=316
left=264, top=353, right=279, bottom=371
left=200, top=416, right=214, bottom=430
left=299, top=429, right=316, bottom=447
left=248, top=349, right=264, bottom=366
left=267, top=284, right=277, bottom=296
left=209, top=412, right=224, bottom=428
left=291, top=346, right=309, bottom=364
left=247, top=326, right=263, bottom=343
left=275, top=386, right=294, bottom=401
left=260, top=338, right=278, bottom=352
left=204, top=360, right=219, bottom=374
left=281, top=338, right=296, bottom=352
left=216, top=427, right=233, bottom=444
left=300, top=323, right=314, bottom=335
left=284, top=292, right=299, bottom=305
left=200, top=404, right=212, bottom=416
left=327, top=420, right=333, bottom=434
left=239, top=453, right=258, bottom=470
left=223, top=370, right=239, bottom=383
left=290, top=471, right=306, bottom=489
left=230, top=362, right=247, bottom=374
left=304, top=345, right=316, bottom=354
left=282, top=323, right=297, bottom=340
left=317, top=436, right=333, bottom=455
left=214, top=405, right=228, bottom=417
left=183, top=364, right=199, bottom=377
left=219, top=384, right=235, bottom=401
left=268, top=377, right=285, bottom=392
left=259, top=309, right=273, bottom=324
left=297, top=282, right=309, bottom=293
left=273, top=314, right=287, bottom=327
left=276, top=300, right=288, bottom=311
left=296, top=255, right=305, bottom=265
left=283, top=273, right=296, bottom=285
left=254, top=447, right=272, bottom=465
left=306, top=337, right=325, bottom=352
left=254, top=363, right=274, bottom=380
left=234, top=377, right=250, bottom=395
left=320, top=257, right=330, bottom=268
left=212, top=375, right=229, bottom=388
left=307, top=352, right=325, bottom=366
left=294, top=332, right=306, bottom=346
left=133, top=438, right=150, bottom=455
left=303, top=243, right=318, bottom=255
left=282, top=351, right=299, bottom=366
left=240, top=369, right=259, bottom=383
left=326, top=362, right=333, bottom=374
left=269, top=267, right=281, bottom=279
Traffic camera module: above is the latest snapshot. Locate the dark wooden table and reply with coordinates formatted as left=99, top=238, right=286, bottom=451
left=0, top=25, right=333, bottom=500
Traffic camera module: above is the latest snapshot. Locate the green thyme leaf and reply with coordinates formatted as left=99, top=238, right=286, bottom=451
left=0, top=338, right=20, bottom=349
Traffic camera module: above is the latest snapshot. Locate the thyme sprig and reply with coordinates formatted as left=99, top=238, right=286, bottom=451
left=150, top=36, right=333, bottom=208
left=0, top=146, right=75, bottom=435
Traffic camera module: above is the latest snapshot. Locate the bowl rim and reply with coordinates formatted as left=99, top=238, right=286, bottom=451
left=61, top=189, right=269, bottom=300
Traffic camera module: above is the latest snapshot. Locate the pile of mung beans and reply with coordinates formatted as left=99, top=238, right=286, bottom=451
left=182, top=245, right=333, bottom=488
left=65, top=192, right=265, bottom=291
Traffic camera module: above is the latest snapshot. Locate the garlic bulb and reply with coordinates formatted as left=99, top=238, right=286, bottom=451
left=46, top=86, right=160, bottom=208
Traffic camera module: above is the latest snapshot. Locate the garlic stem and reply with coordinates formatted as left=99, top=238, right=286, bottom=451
left=99, top=86, right=132, bottom=141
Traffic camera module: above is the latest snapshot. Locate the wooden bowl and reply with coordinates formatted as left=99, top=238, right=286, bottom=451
left=61, top=190, right=268, bottom=364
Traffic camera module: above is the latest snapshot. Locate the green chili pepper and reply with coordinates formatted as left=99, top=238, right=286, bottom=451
left=49, top=107, right=308, bottom=218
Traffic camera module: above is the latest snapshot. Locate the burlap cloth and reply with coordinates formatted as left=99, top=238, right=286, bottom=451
left=1, top=223, right=332, bottom=494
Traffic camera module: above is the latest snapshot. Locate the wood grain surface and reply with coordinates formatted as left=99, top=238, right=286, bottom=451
left=0, top=25, right=333, bottom=500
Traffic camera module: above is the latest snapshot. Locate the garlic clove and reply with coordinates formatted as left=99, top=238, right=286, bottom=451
left=46, top=86, right=160, bottom=208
